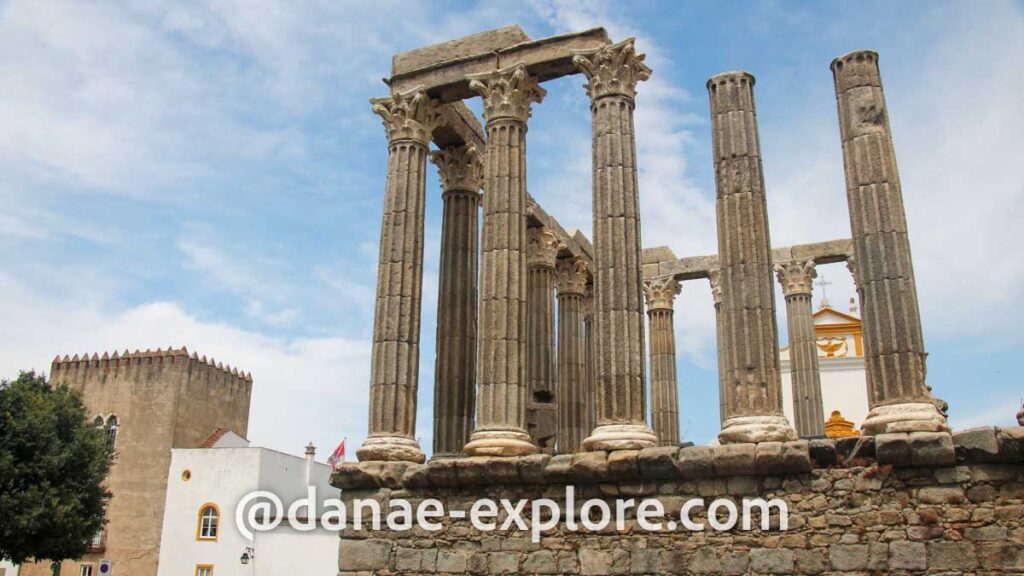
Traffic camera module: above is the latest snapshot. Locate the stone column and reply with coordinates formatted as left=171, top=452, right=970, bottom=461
left=582, top=284, right=597, bottom=438
left=643, top=277, right=682, bottom=446
left=708, top=71, right=796, bottom=444
left=555, top=258, right=589, bottom=453
left=358, top=89, right=442, bottom=463
left=708, top=267, right=726, bottom=426
left=526, top=226, right=560, bottom=450
left=463, top=64, right=545, bottom=457
left=429, top=144, right=483, bottom=458
left=775, top=259, right=826, bottom=437
left=831, top=51, right=946, bottom=434
left=574, top=38, right=658, bottom=451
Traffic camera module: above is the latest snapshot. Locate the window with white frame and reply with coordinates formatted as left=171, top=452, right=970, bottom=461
left=197, top=505, right=219, bottom=540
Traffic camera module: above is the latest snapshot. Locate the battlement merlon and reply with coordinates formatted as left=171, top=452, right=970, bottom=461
left=50, top=347, right=254, bottom=384
left=387, top=27, right=611, bottom=103
left=642, top=238, right=854, bottom=281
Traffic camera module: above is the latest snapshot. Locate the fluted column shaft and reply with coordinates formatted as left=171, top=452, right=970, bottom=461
left=526, top=227, right=560, bottom=450
left=644, top=278, right=681, bottom=446
left=709, top=268, right=726, bottom=426
left=708, top=72, right=796, bottom=444
left=831, top=50, right=945, bottom=434
left=775, top=260, right=825, bottom=437
left=359, top=89, right=442, bottom=463
left=575, top=38, right=658, bottom=451
left=430, top=144, right=483, bottom=457
left=583, top=287, right=597, bottom=437
left=556, top=259, right=590, bottom=453
left=464, top=65, right=545, bottom=457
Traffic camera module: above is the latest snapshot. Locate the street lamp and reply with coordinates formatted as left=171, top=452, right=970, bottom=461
left=240, top=546, right=255, bottom=565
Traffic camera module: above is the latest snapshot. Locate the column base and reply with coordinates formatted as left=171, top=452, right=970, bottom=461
left=464, top=428, right=537, bottom=457
left=860, top=402, right=949, bottom=435
left=356, top=435, right=426, bottom=464
left=718, top=415, right=798, bottom=444
left=582, top=423, right=659, bottom=451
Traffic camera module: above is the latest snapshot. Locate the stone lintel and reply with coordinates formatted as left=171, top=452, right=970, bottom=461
left=391, top=25, right=532, bottom=77
left=388, top=28, right=611, bottom=103
left=331, top=427, right=1024, bottom=491
left=432, top=101, right=485, bottom=150
left=644, top=238, right=854, bottom=282
left=527, top=193, right=594, bottom=270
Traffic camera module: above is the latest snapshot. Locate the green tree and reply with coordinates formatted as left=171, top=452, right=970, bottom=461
left=0, top=371, right=111, bottom=564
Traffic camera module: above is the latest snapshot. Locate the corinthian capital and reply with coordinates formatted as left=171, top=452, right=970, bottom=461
left=643, top=277, right=681, bottom=311
left=774, top=259, right=817, bottom=297
left=370, top=87, right=443, bottom=145
left=572, top=38, right=652, bottom=101
left=430, top=143, right=484, bottom=192
left=468, top=64, right=546, bottom=124
left=556, top=258, right=589, bottom=295
left=527, top=227, right=561, bottom=268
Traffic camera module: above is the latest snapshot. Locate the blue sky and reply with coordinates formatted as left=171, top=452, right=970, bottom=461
left=2, top=0, right=1022, bottom=457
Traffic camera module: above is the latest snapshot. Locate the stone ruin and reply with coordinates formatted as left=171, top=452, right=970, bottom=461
left=333, top=25, right=1024, bottom=575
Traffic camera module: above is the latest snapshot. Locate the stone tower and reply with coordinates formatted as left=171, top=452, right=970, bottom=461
left=22, top=348, right=252, bottom=576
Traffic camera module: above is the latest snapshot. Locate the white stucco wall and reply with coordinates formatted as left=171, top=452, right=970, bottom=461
left=782, top=356, right=869, bottom=431
left=156, top=446, right=339, bottom=576
left=0, top=559, right=20, bottom=576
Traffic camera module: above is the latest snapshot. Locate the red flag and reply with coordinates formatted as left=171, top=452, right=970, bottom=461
left=327, top=438, right=347, bottom=468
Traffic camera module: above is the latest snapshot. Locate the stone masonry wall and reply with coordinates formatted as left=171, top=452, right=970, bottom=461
left=334, top=427, right=1024, bottom=575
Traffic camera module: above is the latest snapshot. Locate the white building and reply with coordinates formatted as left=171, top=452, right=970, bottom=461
left=156, top=431, right=339, bottom=576
left=781, top=299, right=869, bottom=433
left=0, top=559, right=19, bottom=576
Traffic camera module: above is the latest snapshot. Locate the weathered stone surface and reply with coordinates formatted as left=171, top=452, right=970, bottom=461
left=889, top=541, right=926, bottom=570
left=832, top=51, right=946, bottom=435
left=908, top=430, right=956, bottom=466
left=578, top=38, right=657, bottom=452
left=776, top=259, right=826, bottom=437
left=339, top=539, right=392, bottom=571
left=644, top=277, right=681, bottom=446
left=678, top=445, right=714, bottom=478
left=808, top=438, right=837, bottom=468
left=996, top=426, right=1024, bottom=462
left=875, top=432, right=912, bottom=466
left=829, top=544, right=869, bottom=571
left=391, top=25, right=531, bottom=77
left=637, top=446, right=680, bottom=479
left=712, top=443, right=756, bottom=476
left=954, top=426, right=1000, bottom=462
left=750, top=548, right=794, bottom=574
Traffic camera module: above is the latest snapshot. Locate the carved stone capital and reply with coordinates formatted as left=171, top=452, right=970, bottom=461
left=846, top=255, right=860, bottom=290
left=371, top=87, right=443, bottom=145
left=468, top=64, right=546, bottom=124
left=573, top=38, right=652, bottom=102
left=774, top=258, right=817, bottom=297
left=527, top=227, right=560, bottom=269
left=430, top=143, right=484, bottom=192
left=643, top=277, right=681, bottom=311
left=556, top=258, right=589, bottom=295
left=708, top=267, right=722, bottom=306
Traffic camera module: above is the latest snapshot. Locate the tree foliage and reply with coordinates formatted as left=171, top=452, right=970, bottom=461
left=0, top=372, right=111, bottom=564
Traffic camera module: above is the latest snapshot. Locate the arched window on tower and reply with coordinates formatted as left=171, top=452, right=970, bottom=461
left=93, top=415, right=104, bottom=428
left=104, top=415, right=118, bottom=452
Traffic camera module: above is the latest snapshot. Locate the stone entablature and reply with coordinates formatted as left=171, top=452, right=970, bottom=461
left=335, top=428, right=1024, bottom=575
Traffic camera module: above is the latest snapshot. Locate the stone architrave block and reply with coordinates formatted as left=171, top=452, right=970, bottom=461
left=782, top=440, right=812, bottom=473
left=953, top=426, right=1000, bottom=462
left=678, top=445, right=714, bottom=478
left=875, top=433, right=912, bottom=466
left=637, top=446, right=681, bottom=479
left=996, top=427, right=1024, bottom=463
left=910, top=431, right=956, bottom=467
left=712, top=443, right=757, bottom=476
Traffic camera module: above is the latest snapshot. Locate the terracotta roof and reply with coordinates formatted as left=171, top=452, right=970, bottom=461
left=199, top=428, right=231, bottom=448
